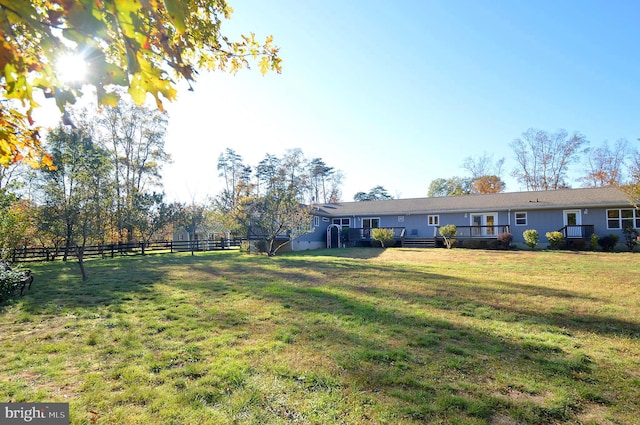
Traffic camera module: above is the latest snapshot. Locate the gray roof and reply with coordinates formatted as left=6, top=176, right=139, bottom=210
left=314, top=186, right=632, bottom=217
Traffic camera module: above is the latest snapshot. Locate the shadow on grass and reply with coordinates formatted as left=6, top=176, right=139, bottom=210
left=182, top=255, right=627, bottom=422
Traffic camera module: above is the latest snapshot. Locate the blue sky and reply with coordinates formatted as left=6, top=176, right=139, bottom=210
left=72, top=1, right=640, bottom=201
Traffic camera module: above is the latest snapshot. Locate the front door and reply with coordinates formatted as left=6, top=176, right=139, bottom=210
left=564, top=210, right=582, bottom=238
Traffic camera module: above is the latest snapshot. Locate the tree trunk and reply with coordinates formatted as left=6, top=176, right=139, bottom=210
left=76, top=246, right=88, bottom=281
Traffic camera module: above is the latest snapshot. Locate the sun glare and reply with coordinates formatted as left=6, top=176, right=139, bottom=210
left=56, top=54, right=87, bottom=83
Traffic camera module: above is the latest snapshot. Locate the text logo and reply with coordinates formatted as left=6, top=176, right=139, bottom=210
left=1, top=403, right=69, bottom=424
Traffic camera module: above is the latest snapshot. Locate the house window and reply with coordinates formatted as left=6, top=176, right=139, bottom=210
left=332, top=218, right=350, bottom=228
left=427, top=215, right=439, bottom=226
left=313, top=216, right=320, bottom=227
left=515, top=212, right=527, bottom=226
left=362, top=218, right=380, bottom=228
left=607, top=209, right=639, bottom=229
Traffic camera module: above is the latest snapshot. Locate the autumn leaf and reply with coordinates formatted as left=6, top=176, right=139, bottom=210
left=0, top=0, right=281, bottom=169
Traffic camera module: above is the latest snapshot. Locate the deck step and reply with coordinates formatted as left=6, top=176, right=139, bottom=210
left=402, top=238, right=437, bottom=248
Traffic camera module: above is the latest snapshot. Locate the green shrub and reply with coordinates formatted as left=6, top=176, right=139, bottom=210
left=590, top=233, right=599, bottom=251
left=0, top=265, right=29, bottom=302
left=545, top=231, right=564, bottom=249
left=523, top=229, right=539, bottom=250
left=371, top=228, right=396, bottom=248
left=598, top=234, right=619, bottom=252
left=439, top=224, right=457, bottom=249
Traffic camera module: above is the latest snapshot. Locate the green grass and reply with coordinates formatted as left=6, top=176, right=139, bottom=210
left=1, top=248, right=638, bottom=424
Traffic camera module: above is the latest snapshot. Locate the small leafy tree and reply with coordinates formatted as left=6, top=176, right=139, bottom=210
left=439, top=224, right=457, bottom=249
left=523, top=229, right=539, bottom=250
left=371, top=228, right=396, bottom=248
left=545, top=231, right=564, bottom=249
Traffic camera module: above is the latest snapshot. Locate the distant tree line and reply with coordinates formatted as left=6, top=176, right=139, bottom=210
left=0, top=98, right=346, bottom=277
left=426, top=128, right=640, bottom=206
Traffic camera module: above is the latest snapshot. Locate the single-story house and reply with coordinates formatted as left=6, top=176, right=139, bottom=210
left=291, top=186, right=639, bottom=251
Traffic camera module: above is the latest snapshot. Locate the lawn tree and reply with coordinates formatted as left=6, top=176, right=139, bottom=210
left=246, top=185, right=312, bottom=256
left=0, top=0, right=281, bottom=169
left=438, top=224, right=457, bottom=249
left=94, top=98, right=171, bottom=242
left=371, top=228, right=396, bottom=248
left=37, top=125, right=112, bottom=278
left=427, top=177, right=472, bottom=197
left=511, top=128, right=589, bottom=191
left=354, top=185, right=393, bottom=201
left=74, top=146, right=113, bottom=280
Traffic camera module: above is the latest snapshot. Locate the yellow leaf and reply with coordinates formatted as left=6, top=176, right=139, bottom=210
left=259, top=56, right=270, bottom=75
left=163, top=0, right=187, bottom=33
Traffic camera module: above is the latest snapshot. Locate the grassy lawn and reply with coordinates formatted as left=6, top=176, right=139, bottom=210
left=1, top=248, right=638, bottom=424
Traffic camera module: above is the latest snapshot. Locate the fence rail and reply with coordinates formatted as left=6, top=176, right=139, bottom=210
left=10, top=239, right=242, bottom=263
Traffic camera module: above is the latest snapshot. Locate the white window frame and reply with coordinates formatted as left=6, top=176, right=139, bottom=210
left=515, top=212, right=527, bottom=226
left=313, top=216, right=320, bottom=227
left=427, top=215, right=439, bottom=226
left=607, top=208, right=639, bottom=229
left=332, top=218, right=351, bottom=228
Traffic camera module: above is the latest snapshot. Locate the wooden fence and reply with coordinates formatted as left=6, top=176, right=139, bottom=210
left=10, top=239, right=242, bottom=263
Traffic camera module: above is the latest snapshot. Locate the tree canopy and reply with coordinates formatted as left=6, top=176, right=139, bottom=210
left=511, top=128, right=588, bottom=191
left=354, top=186, right=393, bottom=202
left=0, top=0, right=281, bottom=168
